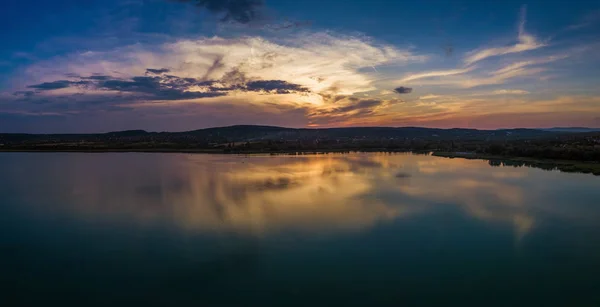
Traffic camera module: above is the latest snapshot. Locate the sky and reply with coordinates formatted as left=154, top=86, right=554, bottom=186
left=1, top=0, right=599, bottom=133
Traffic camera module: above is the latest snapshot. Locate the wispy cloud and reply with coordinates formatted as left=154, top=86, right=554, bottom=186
left=493, top=55, right=568, bottom=75
left=406, top=53, right=570, bottom=89
left=566, top=10, right=600, bottom=31
left=393, top=8, right=572, bottom=92
left=419, top=94, right=442, bottom=100
left=457, top=54, right=568, bottom=88
left=459, top=67, right=545, bottom=88
left=399, top=67, right=475, bottom=83
left=463, top=6, right=546, bottom=65
left=491, top=89, right=530, bottom=95
left=307, top=97, right=404, bottom=126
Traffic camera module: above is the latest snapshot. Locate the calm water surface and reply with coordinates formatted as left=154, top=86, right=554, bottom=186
left=1, top=153, right=600, bottom=306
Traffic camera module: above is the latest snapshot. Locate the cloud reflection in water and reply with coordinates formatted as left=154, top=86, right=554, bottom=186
left=4, top=153, right=599, bottom=240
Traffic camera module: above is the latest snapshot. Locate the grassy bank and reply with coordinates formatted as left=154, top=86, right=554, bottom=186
left=432, top=152, right=600, bottom=176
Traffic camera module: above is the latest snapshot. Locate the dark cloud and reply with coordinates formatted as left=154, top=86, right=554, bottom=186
left=332, top=95, right=348, bottom=103
left=309, top=99, right=387, bottom=120
left=174, top=0, right=264, bottom=24
left=27, top=80, right=85, bottom=91
left=13, top=91, right=36, bottom=97
left=20, top=69, right=309, bottom=103
left=307, top=98, right=404, bottom=126
left=394, top=86, right=413, bottom=94
left=202, top=56, right=225, bottom=80
left=319, top=93, right=347, bottom=104
left=146, top=68, right=171, bottom=75
left=246, top=80, right=309, bottom=94
left=81, top=75, right=111, bottom=81
left=221, top=67, right=249, bottom=85
left=395, top=172, right=412, bottom=178
left=337, top=99, right=382, bottom=113
left=30, top=99, right=55, bottom=105
left=98, top=76, right=227, bottom=100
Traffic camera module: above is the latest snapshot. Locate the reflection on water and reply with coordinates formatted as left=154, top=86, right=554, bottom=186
left=2, top=153, right=600, bottom=306
left=2, top=152, right=600, bottom=238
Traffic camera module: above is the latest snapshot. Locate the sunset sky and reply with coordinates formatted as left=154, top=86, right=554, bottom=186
left=1, top=0, right=599, bottom=133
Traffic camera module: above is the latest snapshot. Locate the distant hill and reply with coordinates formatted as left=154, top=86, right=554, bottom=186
left=175, top=125, right=561, bottom=141
left=2, top=125, right=599, bottom=164
left=0, top=125, right=576, bottom=144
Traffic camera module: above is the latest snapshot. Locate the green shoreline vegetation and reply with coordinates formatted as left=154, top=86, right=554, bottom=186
left=432, top=152, right=600, bottom=176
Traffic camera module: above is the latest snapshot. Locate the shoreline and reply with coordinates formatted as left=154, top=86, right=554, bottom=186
left=1, top=148, right=598, bottom=176
left=432, top=152, right=600, bottom=176
left=0, top=148, right=418, bottom=154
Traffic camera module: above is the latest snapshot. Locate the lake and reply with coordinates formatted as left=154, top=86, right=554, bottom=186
left=2, top=152, right=600, bottom=306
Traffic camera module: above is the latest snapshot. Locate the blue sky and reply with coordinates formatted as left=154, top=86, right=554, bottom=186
left=1, top=0, right=599, bottom=132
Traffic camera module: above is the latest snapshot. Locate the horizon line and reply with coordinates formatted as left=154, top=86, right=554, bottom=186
left=2, top=125, right=599, bottom=135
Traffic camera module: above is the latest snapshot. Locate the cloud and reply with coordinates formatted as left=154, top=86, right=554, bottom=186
left=458, top=68, right=545, bottom=88
left=493, top=55, right=568, bottom=76
left=81, top=75, right=111, bottom=81
left=419, top=94, right=441, bottom=100
left=173, top=0, right=264, bottom=24
left=27, top=80, right=89, bottom=91
left=20, top=71, right=313, bottom=103
left=399, top=67, right=474, bottom=83
left=245, top=80, right=309, bottom=94
left=456, top=55, right=568, bottom=88
left=9, top=29, right=519, bottom=131
left=202, top=56, right=225, bottom=80
left=394, top=86, right=412, bottom=94
left=262, top=20, right=313, bottom=32
left=306, top=97, right=404, bottom=126
left=13, top=30, right=422, bottom=127
left=463, top=6, right=545, bottom=65
left=308, top=98, right=388, bottom=121
left=13, top=91, right=36, bottom=97
left=19, top=33, right=424, bottom=101
left=492, top=89, right=529, bottom=95
left=146, top=68, right=171, bottom=75
left=492, top=61, right=534, bottom=76
left=336, top=99, right=383, bottom=113
left=410, top=54, right=569, bottom=89
left=97, top=76, right=229, bottom=100
left=566, top=10, right=600, bottom=31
